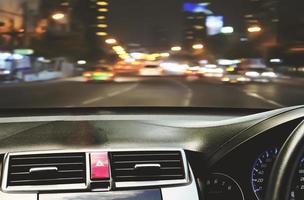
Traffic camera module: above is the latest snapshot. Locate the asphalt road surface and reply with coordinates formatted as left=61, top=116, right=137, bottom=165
left=0, top=76, right=303, bottom=109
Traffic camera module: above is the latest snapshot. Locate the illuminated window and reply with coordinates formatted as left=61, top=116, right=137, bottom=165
left=245, top=14, right=253, bottom=18
left=194, top=25, right=204, bottom=30
left=97, top=24, right=108, bottom=28
left=248, top=19, right=259, bottom=23
left=96, top=32, right=108, bottom=36
left=97, top=16, right=106, bottom=20
left=98, top=8, right=108, bottom=12
left=97, top=1, right=108, bottom=6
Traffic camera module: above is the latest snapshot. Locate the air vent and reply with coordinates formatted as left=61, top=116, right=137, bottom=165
left=6, top=153, right=86, bottom=187
left=110, top=151, right=186, bottom=182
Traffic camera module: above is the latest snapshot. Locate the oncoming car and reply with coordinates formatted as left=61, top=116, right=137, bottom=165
left=244, top=68, right=278, bottom=83
left=221, top=67, right=250, bottom=84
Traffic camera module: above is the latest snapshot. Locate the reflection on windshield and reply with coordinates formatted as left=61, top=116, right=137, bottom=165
left=0, top=0, right=303, bottom=109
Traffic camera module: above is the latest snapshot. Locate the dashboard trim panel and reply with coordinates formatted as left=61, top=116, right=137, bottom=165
left=1, top=148, right=190, bottom=193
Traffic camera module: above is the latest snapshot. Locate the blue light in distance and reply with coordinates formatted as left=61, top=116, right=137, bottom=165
left=183, top=3, right=211, bottom=14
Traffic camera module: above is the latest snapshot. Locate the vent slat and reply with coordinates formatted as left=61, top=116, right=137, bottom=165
left=11, top=162, right=84, bottom=167
left=10, top=169, right=84, bottom=175
left=111, top=151, right=185, bottom=182
left=112, top=153, right=180, bottom=157
left=10, top=177, right=84, bottom=183
left=114, top=167, right=182, bottom=171
left=114, top=160, right=181, bottom=164
left=11, top=155, right=83, bottom=160
left=7, top=153, right=86, bottom=186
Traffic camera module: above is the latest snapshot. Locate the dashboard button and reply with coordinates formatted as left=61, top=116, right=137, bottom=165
left=90, top=152, right=110, bottom=180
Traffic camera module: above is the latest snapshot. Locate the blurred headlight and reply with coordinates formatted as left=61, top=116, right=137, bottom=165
left=261, top=72, right=277, bottom=78
left=3, top=70, right=11, bottom=75
left=221, top=77, right=230, bottom=82
left=237, top=77, right=249, bottom=82
left=160, top=62, right=188, bottom=72
left=245, top=71, right=260, bottom=77
left=160, top=62, right=177, bottom=68
left=189, top=66, right=200, bottom=71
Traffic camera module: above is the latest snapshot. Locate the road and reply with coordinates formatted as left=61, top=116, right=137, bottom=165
left=0, top=76, right=302, bottom=109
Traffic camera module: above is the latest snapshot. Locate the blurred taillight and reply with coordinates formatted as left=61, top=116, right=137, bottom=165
left=83, top=72, right=92, bottom=77
left=94, top=72, right=103, bottom=76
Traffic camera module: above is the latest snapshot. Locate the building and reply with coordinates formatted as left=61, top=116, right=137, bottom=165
left=182, top=0, right=210, bottom=49
left=93, top=0, right=109, bottom=38
left=244, top=0, right=304, bottom=64
left=244, top=0, right=279, bottom=48
left=278, top=0, right=304, bottom=46
left=244, top=0, right=279, bottom=31
left=0, top=0, right=40, bottom=49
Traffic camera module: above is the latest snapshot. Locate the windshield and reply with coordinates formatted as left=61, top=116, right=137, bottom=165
left=0, top=0, right=303, bottom=109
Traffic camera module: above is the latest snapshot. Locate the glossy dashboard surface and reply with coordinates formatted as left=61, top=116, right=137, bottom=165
left=0, top=106, right=303, bottom=200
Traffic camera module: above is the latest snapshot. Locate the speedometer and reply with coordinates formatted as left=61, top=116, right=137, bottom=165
left=251, top=147, right=279, bottom=200
left=251, top=147, right=304, bottom=200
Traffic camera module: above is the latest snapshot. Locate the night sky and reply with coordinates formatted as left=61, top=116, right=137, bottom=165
left=108, top=0, right=244, bottom=47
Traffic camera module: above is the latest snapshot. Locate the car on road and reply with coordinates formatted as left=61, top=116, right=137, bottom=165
left=139, top=65, right=164, bottom=76
left=185, top=66, right=201, bottom=77
left=1, top=1, right=304, bottom=200
left=244, top=68, right=278, bottom=83
left=199, top=64, right=224, bottom=78
left=82, top=66, right=115, bottom=82
left=113, top=61, right=142, bottom=74
left=221, top=67, right=250, bottom=84
left=0, top=68, right=13, bottom=81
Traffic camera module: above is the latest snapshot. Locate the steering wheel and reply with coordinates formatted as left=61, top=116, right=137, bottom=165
left=265, top=121, right=304, bottom=200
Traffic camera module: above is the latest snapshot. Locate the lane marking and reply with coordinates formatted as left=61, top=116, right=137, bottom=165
left=82, top=84, right=137, bottom=105
left=65, top=105, right=77, bottom=108
left=82, top=96, right=106, bottom=105
left=184, top=90, right=193, bottom=106
left=169, top=79, right=193, bottom=106
left=113, top=77, right=141, bottom=83
left=245, top=92, right=284, bottom=107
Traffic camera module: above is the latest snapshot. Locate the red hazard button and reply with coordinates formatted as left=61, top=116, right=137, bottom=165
left=90, top=152, right=110, bottom=180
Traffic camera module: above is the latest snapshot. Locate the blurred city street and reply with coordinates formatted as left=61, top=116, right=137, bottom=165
left=0, top=0, right=304, bottom=109
left=0, top=74, right=302, bottom=109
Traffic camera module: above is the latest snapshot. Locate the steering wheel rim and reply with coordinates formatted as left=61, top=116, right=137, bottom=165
left=265, top=120, right=304, bottom=200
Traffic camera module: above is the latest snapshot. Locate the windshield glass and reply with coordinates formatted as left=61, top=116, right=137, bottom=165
left=0, top=0, right=303, bottom=109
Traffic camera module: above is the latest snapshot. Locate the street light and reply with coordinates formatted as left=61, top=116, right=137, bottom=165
left=105, top=38, right=117, bottom=44
left=160, top=53, right=170, bottom=57
left=221, top=26, right=234, bottom=34
left=52, top=13, right=65, bottom=21
left=192, top=44, right=204, bottom=50
left=171, top=46, right=182, bottom=51
left=247, top=26, right=262, bottom=33
left=77, top=60, right=87, bottom=65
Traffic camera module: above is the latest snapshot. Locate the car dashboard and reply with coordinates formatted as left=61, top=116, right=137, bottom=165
left=0, top=106, right=303, bottom=200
